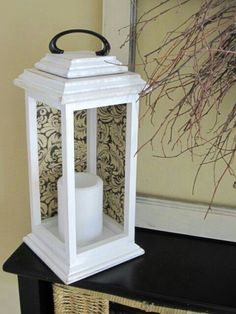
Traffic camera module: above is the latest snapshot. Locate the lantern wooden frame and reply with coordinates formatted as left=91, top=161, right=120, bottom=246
left=15, top=53, right=145, bottom=284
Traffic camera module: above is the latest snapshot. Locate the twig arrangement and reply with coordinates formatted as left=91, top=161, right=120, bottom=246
left=130, top=0, right=236, bottom=213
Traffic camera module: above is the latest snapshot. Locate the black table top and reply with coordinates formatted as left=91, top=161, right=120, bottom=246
left=3, top=228, right=236, bottom=313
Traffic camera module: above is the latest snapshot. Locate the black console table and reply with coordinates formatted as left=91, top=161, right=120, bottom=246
left=3, top=228, right=236, bottom=314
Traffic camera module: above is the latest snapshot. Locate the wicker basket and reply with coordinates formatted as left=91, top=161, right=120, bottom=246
left=53, top=284, right=206, bottom=314
left=53, top=284, right=109, bottom=314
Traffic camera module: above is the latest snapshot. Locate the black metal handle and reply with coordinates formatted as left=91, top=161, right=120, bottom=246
left=49, top=29, right=111, bottom=56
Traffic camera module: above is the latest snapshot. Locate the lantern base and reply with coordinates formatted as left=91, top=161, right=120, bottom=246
left=23, top=214, right=144, bottom=284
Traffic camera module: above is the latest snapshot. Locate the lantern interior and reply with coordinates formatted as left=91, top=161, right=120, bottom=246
left=36, top=102, right=127, bottom=250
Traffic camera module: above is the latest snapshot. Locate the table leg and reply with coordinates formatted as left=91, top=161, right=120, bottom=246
left=18, top=276, right=54, bottom=314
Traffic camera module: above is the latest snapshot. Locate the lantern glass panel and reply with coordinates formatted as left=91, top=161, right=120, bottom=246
left=37, top=103, right=90, bottom=222
left=97, top=104, right=126, bottom=225
left=73, top=104, right=127, bottom=252
left=37, top=102, right=62, bottom=220
left=36, top=101, right=127, bottom=249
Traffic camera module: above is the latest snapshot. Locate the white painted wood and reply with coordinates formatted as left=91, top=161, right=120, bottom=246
left=33, top=221, right=66, bottom=260
left=24, top=231, right=143, bottom=284
left=24, top=88, right=144, bottom=112
left=67, top=95, right=141, bottom=111
left=124, top=98, right=139, bottom=241
left=103, top=0, right=130, bottom=65
left=26, top=91, right=139, bottom=112
left=27, top=91, right=62, bottom=111
left=87, top=109, right=97, bottom=174
left=70, top=242, right=143, bottom=284
left=25, top=95, right=41, bottom=229
left=23, top=212, right=144, bottom=284
left=41, top=214, right=123, bottom=250
left=136, top=196, right=236, bottom=242
left=23, top=234, right=68, bottom=277
left=61, top=106, right=77, bottom=265
left=14, top=69, right=145, bottom=107
left=35, top=52, right=128, bottom=78
left=33, top=214, right=123, bottom=257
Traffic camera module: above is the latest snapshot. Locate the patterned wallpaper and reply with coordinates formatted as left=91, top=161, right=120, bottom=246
left=37, top=102, right=126, bottom=224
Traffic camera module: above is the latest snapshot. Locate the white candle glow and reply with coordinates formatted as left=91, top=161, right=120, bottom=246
left=57, top=172, right=103, bottom=245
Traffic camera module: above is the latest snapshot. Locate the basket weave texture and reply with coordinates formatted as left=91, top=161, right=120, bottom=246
left=53, top=284, right=109, bottom=314
left=53, top=284, right=206, bottom=314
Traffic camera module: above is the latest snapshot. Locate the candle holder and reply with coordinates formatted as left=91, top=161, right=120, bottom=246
left=14, top=29, right=145, bottom=284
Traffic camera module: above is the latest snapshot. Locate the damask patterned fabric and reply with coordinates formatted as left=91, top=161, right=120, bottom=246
left=37, top=102, right=126, bottom=224
left=97, top=105, right=126, bottom=223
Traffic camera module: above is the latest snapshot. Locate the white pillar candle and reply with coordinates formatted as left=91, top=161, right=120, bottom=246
left=57, top=172, right=103, bottom=245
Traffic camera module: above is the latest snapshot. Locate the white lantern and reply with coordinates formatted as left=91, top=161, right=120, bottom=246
left=14, top=30, right=145, bottom=284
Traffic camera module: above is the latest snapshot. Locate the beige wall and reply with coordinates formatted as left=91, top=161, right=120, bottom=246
left=136, top=0, right=236, bottom=207
left=0, top=1, right=102, bottom=312
left=103, top=0, right=130, bottom=65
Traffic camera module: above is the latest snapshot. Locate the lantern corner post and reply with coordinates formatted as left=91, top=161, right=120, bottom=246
left=25, top=93, right=41, bottom=230
left=124, top=96, right=140, bottom=241
left=60, top=105, right=77, bottom=265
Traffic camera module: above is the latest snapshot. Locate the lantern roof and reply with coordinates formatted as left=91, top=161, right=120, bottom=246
left=14, top=51, right=146, bottom=108
left=34, top=51, right=128, bottom=78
